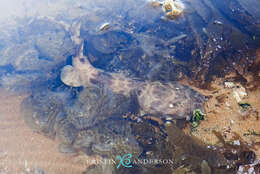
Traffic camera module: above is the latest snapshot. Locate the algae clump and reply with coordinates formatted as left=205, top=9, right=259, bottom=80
left=190, top=109, right=206, bottom=128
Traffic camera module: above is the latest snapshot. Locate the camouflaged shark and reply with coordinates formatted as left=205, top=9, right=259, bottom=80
left=60, top=23, right=205, bottom=120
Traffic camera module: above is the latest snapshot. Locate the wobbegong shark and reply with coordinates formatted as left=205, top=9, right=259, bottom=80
left=61, top=23, right=206, bottom=120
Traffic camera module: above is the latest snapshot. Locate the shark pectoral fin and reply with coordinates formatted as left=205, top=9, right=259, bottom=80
left=60, top=65, right=82, bottom=87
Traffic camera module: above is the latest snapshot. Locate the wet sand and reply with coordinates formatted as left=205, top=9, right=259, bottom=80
left=0, top=89, right=87, bottom=174
left=183, top=77, right=260, bottom=156
left=181, top=49, right=260, bottom=157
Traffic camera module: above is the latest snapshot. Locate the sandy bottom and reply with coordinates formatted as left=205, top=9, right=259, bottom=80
left=180, top=48, right=260, bottom=157
left=182, top=74, right=260, bottom=157
left=0, top=89, right=88, bottom=174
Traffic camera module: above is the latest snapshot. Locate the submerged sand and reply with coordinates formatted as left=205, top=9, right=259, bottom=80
left=183, top=77, right=260, bottom=156
left=181, top=49, right=260, bottom=157
left=0, top=89, right=87, bottom=174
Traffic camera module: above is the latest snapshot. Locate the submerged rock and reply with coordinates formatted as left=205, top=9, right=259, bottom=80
left=20, top=86, right=141, bottom=155
left=0, top=17, right=75, bottom=93
left=21, top=85, right=178, bottom=173
left=21, top=90, right=68, bottom=138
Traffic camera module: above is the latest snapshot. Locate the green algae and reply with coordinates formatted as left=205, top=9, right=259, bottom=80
left=190, top=109, right=206, bottom=129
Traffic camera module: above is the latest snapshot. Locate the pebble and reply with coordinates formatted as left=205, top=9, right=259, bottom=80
left=226, top=102, right=230, bottom=107
left=224, top=82, right=235, bottom=88
left=213, top=20, right=223, bottom=25
left=233, top=87, right=247, bottom=102
left=165, top=121, right=172, bottom=125
left=233, top=140, right=240, bottom=146
left=166, top=117, right=173, bottom=121
left=146, top=151, right=153, bottom=155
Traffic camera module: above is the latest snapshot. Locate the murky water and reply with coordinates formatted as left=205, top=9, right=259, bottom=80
left=0, top=0, right=259, bottom=173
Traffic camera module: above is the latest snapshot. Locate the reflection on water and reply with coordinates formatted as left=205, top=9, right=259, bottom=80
left=0, top=0, right=259, bottom=173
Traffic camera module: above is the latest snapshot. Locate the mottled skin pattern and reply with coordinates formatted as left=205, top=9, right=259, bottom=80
left=61, top=23, right=205, bottom=120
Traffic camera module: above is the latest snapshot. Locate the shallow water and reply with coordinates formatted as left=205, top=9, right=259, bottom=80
left=0, top=0, right=259, bottom=173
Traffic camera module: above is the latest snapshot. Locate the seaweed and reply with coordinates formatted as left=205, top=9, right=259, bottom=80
left=238, top=102, right=251, bottom=110
left=190, top=109, right=205, bottom=128
left=238, top=102, right=259, bottom=120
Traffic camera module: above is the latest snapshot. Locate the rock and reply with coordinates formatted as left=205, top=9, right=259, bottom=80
left=0, top=17, right=75, bottom=93
left=21, top=85, right=179, bottom=173
left=20, top=90, right=68, bottom=138
left=163, top=0, right=185, bottom=20
left=233, top=86, right=247, bottom=103
left=66, top=86, right=138, bottom=129
left=75, top=119, right=142, bottom=158
left=224, top=82, right=235, bottom=88
left=20, top=86, right=141, bottom=158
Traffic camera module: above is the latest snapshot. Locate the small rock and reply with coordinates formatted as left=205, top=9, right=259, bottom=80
left=213, top=20, right=223, bottom=25
left=233, top=140, right=240, bottom=146
left=217, top=45, right=222, bottom=49
left=233, top=86, right=247, bottom=102
left=146, top=151, right=153, bottom=155
left=224, top=82, right=235, bottom=88
left=165, top=121, right=172, bottom=125
left=163, top=0, right=185, bottom=20
left=226, top=102, right=230, bottom=107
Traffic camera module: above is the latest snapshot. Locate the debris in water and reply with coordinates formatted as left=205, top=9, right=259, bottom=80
left=213, top=20, right=223, bottom=25
left=163, top=0, right=185, bottom=20
left=99, top=22, right=110, bottom=31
